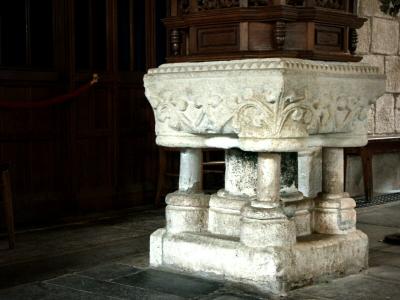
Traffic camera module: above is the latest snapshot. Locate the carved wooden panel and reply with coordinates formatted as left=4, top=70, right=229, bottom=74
left=193, top=25, right=240, bottom=53
left=284, top=23, right=308, bottom=50
left=248, top=23, right=273, bottom=51
left=315, top=25, right=343, bottom=51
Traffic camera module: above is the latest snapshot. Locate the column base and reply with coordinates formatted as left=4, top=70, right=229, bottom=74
left=150, top=229, right=368, bottom=295
left=240, top=204, right=297, bottom=248
left=281, top=190, right=313, bottom=237
left=314, top=193, right=357, bottom=235
left=165, top=191, right=210, bottom=234
left=208, top=189, right=253, bottom=237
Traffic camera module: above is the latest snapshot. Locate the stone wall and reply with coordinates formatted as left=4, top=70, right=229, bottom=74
left=346, top=0, right=400, bottom=196
left=358, top=0, right=400, bottom=134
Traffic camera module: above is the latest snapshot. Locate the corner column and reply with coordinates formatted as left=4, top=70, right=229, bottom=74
left=165, top=148, right=210, bottom=234
left=240, top=153, right=296, bottom=248
left=208, top=149, right=257, bottom=237
left=314, top=148, right=356, bottom=235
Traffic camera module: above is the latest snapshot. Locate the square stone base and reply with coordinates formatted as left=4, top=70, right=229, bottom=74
left=150, top=229, right=368, bottom=295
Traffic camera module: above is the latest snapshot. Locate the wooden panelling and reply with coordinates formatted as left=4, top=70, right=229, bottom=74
left=314, top=25, right=343, bottom=52
left=165, top=0, right=365, bottom=62
left=193, top=25, right=240, bottom=54
left=248, top=22, right=273, bottom=51
left=284, top=22, right=307, bottom=50
left=0, top=0, right=164, bottom=225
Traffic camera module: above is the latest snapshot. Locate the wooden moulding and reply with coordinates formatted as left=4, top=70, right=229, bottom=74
left=165, top=0, right=366, bottom=62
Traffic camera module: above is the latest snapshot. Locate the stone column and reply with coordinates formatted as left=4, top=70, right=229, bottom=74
left=281, top=153, right=312, bottom=237
left=298, top=148, right=322, bottom=199
left=165, top=148, right=210, bottom=234
left=208, top=149, right=257, bottom=236
left=240, top=153, right=296, bottom=248
left=314, top=148, right=356, bottom=235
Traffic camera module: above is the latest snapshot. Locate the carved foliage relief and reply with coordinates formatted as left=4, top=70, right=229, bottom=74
left=145, top=75, right=371, bottom=139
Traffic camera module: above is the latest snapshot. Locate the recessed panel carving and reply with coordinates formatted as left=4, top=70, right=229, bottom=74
left=315, top=26, right=343, bottom=51
left=197, top=25, right=239, bottom=53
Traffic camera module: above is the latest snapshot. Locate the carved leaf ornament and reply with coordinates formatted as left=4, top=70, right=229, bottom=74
left=146, top=82, right=369, bottom=138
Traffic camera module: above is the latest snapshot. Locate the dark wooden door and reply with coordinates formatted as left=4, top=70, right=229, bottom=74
left=0, top=0, right=166, bottom=225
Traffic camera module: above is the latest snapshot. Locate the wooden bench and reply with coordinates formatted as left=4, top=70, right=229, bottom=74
left=344, top=136, right=400, bottom=201
left=1, top=163, right=15, bottom=249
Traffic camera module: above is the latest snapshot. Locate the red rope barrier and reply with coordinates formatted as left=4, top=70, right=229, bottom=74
left=0, top=74, right=99, bottom=109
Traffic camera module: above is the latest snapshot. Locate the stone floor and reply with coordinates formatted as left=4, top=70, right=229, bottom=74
left=0, top=201, right=400, bottom=299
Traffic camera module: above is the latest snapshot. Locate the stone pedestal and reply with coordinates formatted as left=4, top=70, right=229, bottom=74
left=144, top=58, right=386, bottom=295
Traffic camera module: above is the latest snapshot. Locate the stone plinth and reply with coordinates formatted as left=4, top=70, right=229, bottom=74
left=144, top=58, right=385, bottom=295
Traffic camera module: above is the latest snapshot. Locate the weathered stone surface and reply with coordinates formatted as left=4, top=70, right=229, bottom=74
left=375, top=94, right=395, bottom=134
left=144, top=58, right=386, bottom=151
left=256, top=153, right=280, bottom=204
left=208, top=190, right=251, bottom=237
left=396, top=97, right=400, bottom=133
left=281, top=152, right=298, bottom=189
left=356, top=18, right=371, bottom=54
left=240, top=206, right=297, bottom=248
left=365, top=0, right=395, bottom=18
left=371, top=18, right=399, bottom=55
left=361, top=55, right=385, bottom=74
left=150, top=228, right=166, bottom=267
left=224, top=149, right=257, bottom=197
left=322, top=148, right=344, bottom=195
left=298, top=148, right=322, bottom=198
left=385, top=56, right=400, bottom=93
left=282, top=197, right=313, bottom=237
left=165, top=192, right=210, bottom=234
left=179, top=148, right=202, bottom=192
left=314, top=198, right=357, bottom=235
left=367, top=105, right=375, bottom=134
left=358, top=0, right=386, bottom=18
left=209, top=149, right=257, bottom=237
left=150, top=230, right=368, bottom=294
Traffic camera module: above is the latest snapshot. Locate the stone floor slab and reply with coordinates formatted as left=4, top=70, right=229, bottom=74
left=0, top=236, right=149, bottom=289
left=365, top=265, right=400, bottom=283
left=47, top=274, right=183, bottom=300
left=369, top=250, right=400, bottom=268
left=288, top=274, right=400, bottom=300
left=0, top=282, right=113, bottom=300
left=116, top=253, right=150, bottom=269
left=356, top=223, right=399, bottom=249
left=358, top=205, right=400, bottom=228
left=113, top=269, right=222, bottom=298
left=78, top=263, right=142, bottom=281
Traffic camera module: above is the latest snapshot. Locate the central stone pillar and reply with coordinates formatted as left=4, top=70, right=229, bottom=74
left=241, top=153, right=296, bottom=248
left=314, top=148, right=357, bottom=235
left=208, top=149, right=257, bottom=237
left=280, top=153, right=313, bottom=237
